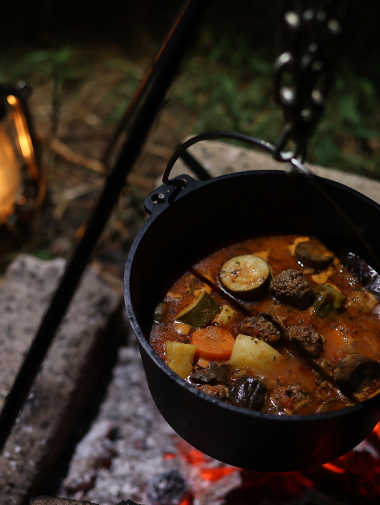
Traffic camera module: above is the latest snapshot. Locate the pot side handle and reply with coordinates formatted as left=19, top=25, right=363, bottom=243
left=144, top=174, right=201, bottom=216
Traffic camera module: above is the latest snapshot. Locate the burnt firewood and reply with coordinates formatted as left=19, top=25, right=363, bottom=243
left=146, top=469, right=188, bottom=505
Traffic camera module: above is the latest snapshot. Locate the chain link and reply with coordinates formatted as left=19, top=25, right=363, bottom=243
left=273, top=0, right=343, bottom=163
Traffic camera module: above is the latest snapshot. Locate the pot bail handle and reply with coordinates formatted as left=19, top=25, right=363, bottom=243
left=162, top=131, right=275, bottom=188
left=161, top=131, right=380, bottom=275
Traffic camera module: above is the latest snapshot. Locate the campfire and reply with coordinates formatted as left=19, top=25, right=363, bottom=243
left=58, top=347, right=380, bottom=505
left=148, top=426, right=380, bottom=505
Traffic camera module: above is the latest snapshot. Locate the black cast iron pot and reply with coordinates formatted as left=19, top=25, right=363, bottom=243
left=124, top=164, right=380, bottom=472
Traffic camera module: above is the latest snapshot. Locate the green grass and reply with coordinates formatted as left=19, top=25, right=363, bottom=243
left=169, top=32, right=380, bottom=178
left=1, top=30, right=379, bottom=179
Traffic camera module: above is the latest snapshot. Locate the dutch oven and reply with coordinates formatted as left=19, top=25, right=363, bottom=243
left=124, top=134, right=380, bottom=472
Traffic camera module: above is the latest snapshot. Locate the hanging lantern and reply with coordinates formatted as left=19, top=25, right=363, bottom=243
left=0, top=83, right=40, bottom=227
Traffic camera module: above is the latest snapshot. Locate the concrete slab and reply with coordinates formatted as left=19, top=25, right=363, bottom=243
left=164, top=140, right=380, bottom=205
left=0, top=255, right=124, bottom=505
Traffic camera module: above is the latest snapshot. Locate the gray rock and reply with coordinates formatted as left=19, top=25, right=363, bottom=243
left=0, top=255, right=123, bottom=505
left=31, top=497, right=98, bottom=505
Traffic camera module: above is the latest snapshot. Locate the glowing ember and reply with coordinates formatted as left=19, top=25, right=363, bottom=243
left=373, top=421, right=380, bottom=439
left=322, top=463, right=345, bottom=474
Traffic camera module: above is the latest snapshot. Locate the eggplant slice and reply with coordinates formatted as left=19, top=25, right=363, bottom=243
left=220, top=255, right=271, bottom=300
left=334, top=354, right=380, bottom=394
left=295, top=239, right=334, bottom=270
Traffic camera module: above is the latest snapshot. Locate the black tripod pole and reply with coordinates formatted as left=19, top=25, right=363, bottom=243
left=0, top=0, right=211, bottom=454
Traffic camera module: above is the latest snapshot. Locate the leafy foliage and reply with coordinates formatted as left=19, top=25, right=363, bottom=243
left=0, top=3, right=379, bottom=178
left=169, top=30, right=380, bottom=178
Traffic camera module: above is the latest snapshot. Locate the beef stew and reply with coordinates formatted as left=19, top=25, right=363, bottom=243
left=150, top=234, right=380, bottom=416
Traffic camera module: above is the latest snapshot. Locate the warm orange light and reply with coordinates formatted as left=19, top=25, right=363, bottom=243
left=199, top=467, right=236, bottom=481
left=163, top=452, right=176, bottom=460
left=373, top=422, right=380, bottom=439
left=0, top=124, right=21, bottom=223
left=6, top=95, right=38, bottom=181
left=179, top=495, right=192, bottom=505
left=16, top=195, right=25, bottom=205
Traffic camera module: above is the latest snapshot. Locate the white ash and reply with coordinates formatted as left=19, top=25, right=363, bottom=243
left=61, top=346, right=180, bottom=505
left=61, top=345, right=242, bottom=505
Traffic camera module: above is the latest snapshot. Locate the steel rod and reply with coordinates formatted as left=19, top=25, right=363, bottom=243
left=0, top=0, right=211, bottom=454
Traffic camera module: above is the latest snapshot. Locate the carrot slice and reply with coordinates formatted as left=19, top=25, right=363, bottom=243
left=191, top=325, right=235, bottom=361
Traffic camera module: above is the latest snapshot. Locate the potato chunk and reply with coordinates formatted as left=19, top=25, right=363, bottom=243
left=229, top=334, right=284, bottom=372
left=165, top=341, right=197, bottom=378
left=213, top=304, right=237, bottom=326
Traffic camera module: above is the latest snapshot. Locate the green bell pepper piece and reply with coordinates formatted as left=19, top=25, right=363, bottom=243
left=313, top=284, right=345, bottom=316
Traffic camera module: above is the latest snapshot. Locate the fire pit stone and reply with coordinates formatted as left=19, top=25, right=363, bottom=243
left=0, top=254, right=124, bottom=505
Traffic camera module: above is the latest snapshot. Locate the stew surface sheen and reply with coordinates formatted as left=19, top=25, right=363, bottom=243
left=150, top=234, right=380, bottom=416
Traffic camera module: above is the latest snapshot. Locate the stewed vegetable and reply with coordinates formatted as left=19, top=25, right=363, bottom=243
left=295, top=238, right=334, bottom=270
left=220, top=254, right=271, bottom=300
left=150, top=234, right=380, bottom=416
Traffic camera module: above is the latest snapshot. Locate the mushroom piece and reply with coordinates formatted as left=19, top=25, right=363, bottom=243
left=334, top=354, right=380, bottom=393
left=227, top=375, right=267, bottom=410
left=190, top=362, right=228, bottom=385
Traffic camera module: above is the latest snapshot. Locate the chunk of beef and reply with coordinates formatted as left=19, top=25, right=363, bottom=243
left=287, top=325, right=325, bottom=358
left=270, top=269, right=315, bottom=308
left=271, top=384, right=310, bottom=414
left=196, top=384, right=228, bottom=400
left=239, top=313, right=286, bottom=344
left=314, top=381, right=351, bottom=413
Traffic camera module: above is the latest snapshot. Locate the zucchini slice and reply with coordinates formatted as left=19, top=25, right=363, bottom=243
left=154, top=301, right=167, bottom=323
left=176, top=291, right=221, bottom=328
left=220, top=254, right=271, bottom=300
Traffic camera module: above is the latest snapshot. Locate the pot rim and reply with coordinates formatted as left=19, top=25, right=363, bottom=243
left=124, top=169, right=380, bottom=424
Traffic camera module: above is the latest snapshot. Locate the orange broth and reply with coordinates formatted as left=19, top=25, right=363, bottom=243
left=150, top=234, right=380, bottom=415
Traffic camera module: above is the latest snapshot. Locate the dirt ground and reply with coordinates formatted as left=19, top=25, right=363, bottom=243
left=1, top=45, right=199, bottom=279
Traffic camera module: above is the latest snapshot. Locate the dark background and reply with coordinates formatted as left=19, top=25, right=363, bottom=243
left=1, top=0, right=380, bottom=175
left=1, top=0, right=380, bottom=267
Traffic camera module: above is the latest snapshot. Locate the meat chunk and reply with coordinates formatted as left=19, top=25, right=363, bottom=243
left=239, top=313, right=286, bottom=344
left=271, top=384, right=310, bottom=414
left=287, top=325, right=325, bottom=358
left=270, top=269, right=315, bottom=308
left=196, top=384, right=228, bottom=400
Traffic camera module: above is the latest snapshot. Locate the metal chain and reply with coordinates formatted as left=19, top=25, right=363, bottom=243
left=273, top=0, right=343, bottom=163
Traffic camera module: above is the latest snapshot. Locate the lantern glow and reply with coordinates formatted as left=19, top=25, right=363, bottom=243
left=0, top=87, right=40, bottom=226
left=0, top=123, right=21, bottom=224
